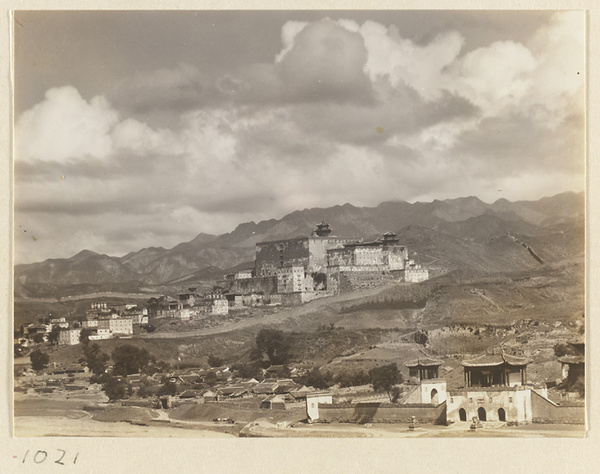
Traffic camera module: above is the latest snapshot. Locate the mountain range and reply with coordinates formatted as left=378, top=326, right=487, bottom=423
left=14, top=191, right=585, bottom=297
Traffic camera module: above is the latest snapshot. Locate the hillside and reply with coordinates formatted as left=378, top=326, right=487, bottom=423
left=14, top=191, right=584, bottom=297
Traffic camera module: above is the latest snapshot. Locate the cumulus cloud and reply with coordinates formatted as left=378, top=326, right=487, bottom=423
left=14, top=13, right=585, bottom=264
left=16, top=86, right=119, bottom=162
left=446, top=40, right=537, bottom=116
left=276, top=18, right=374, bottom=104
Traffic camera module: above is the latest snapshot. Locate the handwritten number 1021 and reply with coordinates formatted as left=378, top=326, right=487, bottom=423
left=22, top=449, right=79, bottom=465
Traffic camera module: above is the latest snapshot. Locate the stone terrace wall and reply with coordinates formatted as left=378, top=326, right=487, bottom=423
left=318, top=401, right=447, bottom=425
left=531, top=390, right=585, bottom=424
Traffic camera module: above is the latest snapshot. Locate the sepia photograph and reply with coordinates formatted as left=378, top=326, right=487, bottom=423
left=12, top=9, right=586, bottom=441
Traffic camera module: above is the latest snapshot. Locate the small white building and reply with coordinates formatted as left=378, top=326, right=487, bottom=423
left=306, top=393, right=333, bottom=422
left=89, top=328, right=111, bottom=341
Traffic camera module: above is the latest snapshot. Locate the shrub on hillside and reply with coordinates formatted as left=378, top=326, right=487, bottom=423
left=208, top=355, right=224, bottom=367
left=299, top=367, right=333, bottom=389
left=254, top=329, right=292, bottom=365
left=334, top=370, right=370, bottom=388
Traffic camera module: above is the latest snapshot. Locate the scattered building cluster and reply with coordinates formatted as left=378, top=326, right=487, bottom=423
left=149, top=289, right=229, bottom=320
left=221, top=223, right=428, bottom=306
left=156, top=366, right=318, bottom=409
left=17, top=304, right=148, bottom=347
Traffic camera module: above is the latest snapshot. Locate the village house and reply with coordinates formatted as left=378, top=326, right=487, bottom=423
left=81, top=319, right=99, bottom=329
left=58, top=328, right=82, bottom=346
left=260, top=394, right=288, bottom=410
left=97, top=317, right=133, bottom=335
left=50, top=317, right=69, bottom=329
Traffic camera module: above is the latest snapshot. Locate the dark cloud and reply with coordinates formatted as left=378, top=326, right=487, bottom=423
left=107, top=64, right=226, bottom=123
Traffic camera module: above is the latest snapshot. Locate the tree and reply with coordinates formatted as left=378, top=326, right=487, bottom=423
left=32, top=333, right=45, bottom=344
left=102, top=375, right=127, bottom=401
left=413, top=330, right=428, bottom=346
left=369, top=363, right=402, bottom=401
left=111, top=344, right=155, bottom=376
left=137, top=382, right=158, bottom=399
left=334, top=370, right=370, bottom=388
left=390, top=386, right=402, bottom=403
left=233, top=361, right=263, bottom=381
left=300, top=367, right=333, bottom=390
left=30, top=349, right=49, bottom=372
left=254, top=329, right=291, bottom=365
left=572, top=375, right=585, bottom=398
left=554, top=342, right=573, bottom=358
left=79, top=328, right=94, bottom=345
left=47, top=326, right=61, bottom=345
left=158, top=380, right=178, bottom=396
left=203, top=371, right=218, bottom=386
left=83, top=343, right=110, bottom=377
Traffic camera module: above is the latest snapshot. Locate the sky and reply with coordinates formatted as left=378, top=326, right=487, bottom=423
left=13, top=10, right=585, bottom=265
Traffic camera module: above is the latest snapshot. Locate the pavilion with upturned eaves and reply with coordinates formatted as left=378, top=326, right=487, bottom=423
left=462, top=353, right=530, bottom=388
left=405, top=357, right=443, bottom=382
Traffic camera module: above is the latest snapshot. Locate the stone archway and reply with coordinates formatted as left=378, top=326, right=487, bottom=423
left=459, top=408, right=467, bottom=421
left=477, top=407, right=487, bottom=421
left=498, top=408, right=506, bottom=422
left=430, top=388, right=438, bottom=405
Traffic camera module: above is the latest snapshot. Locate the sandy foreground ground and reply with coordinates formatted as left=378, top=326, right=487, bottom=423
left=14, top=415, right=235, bottom=438
left=13, top=391, right=236, bottom=438
left=241, top=420, right=585, bottom=438
left=14, top=391, right=584, bottom=438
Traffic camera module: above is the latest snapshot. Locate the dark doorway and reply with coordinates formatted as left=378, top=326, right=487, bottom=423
left=431, top=389, right=438, bottom=405
left=498, top=408, right=506, bottom=422
left=477, top=407, right=487, bottom=421
left=459, top=408, right=467, bottom=421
